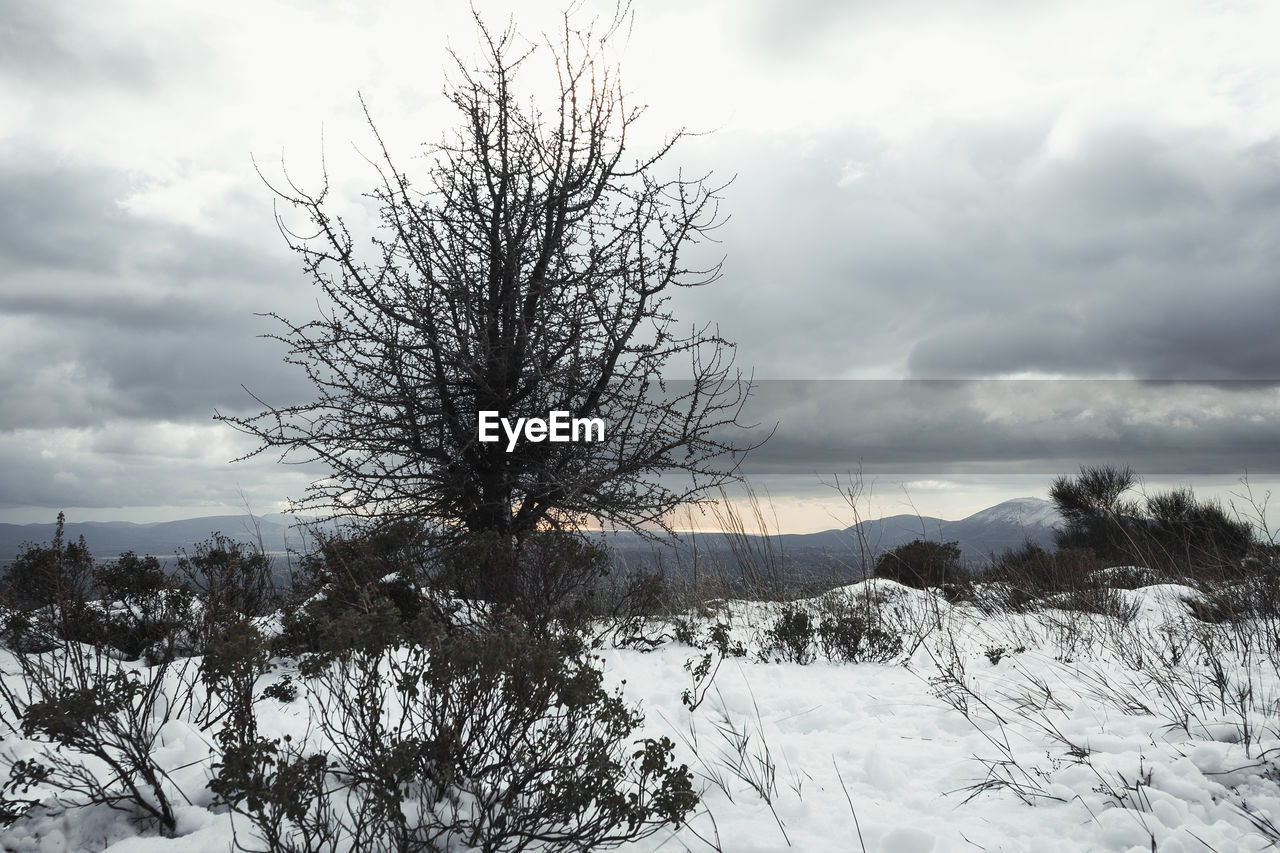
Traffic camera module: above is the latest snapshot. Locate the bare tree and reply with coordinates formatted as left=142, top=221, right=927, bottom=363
left=217, top=10, right=757, bottom=555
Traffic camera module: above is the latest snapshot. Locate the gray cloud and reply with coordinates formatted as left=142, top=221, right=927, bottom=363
left=0, top=162, right=293, bottom=282
left=728, top=380, right=1280, bottom=477
left=0, top=0, right=205, bottom=94
left=0, top=422, right=324, bottom=516
left=0, top=166, right=135, bottom=274
left=0, top=305, right=310, bottom=431
left=669, top=118, right=1280, bottom=381
left=0, top=161, right=313, bottom=431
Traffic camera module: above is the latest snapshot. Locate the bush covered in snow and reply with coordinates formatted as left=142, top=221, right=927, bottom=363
left=0, top=521, right=702, bottom=851
left=212, top=619, right=698, bottom=852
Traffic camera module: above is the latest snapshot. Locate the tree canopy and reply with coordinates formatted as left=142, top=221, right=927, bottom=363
left=218, top=10, right=758, bottom=543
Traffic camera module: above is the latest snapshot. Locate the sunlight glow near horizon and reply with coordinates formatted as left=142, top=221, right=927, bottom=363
left=4, top=472, right=1278, bottom=538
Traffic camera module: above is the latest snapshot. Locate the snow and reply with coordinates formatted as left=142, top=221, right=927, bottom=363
left=963, top=497, right=1063, bottom=528
left=3, top=577, right=1280, bottom=851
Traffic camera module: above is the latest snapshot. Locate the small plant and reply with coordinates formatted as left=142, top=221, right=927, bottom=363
left=209, top=730, right=335, bottom=852
left=707, top=621, right=747, bottom=658
left=672, top=616, right=702, bottom=647
left=983, top=645, right=1026, bottom=666
left=94, top=551, right=195, bottom=663
left=759, top=607, right=816, bottom=665
left=817, top=612, right=902, bottom=664
left=178, top=534, right=276, bottom=649
left=261, top=676, right=298, bottom=704
left=681, top=622, right=745, bottom=712
left=682, top=651, right=721, bottom=713
left=0, top=642, right=197, bottom=837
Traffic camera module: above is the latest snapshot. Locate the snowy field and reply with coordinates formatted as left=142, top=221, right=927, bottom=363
left=3, top=577, right=1280, bottom=852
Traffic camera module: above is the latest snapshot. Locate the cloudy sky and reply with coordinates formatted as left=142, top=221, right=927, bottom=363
left=3, top=0, right=1279, bottom=530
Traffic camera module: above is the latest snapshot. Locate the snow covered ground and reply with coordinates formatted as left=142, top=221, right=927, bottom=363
left=3, top=578, right=1279, bottom=852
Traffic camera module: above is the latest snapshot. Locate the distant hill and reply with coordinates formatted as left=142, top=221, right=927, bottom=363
left=0, top=514, right=314, bottom=565
left=0, top=499, right=1062, bottom=585
left=603, top=497, right=1063, bottom=584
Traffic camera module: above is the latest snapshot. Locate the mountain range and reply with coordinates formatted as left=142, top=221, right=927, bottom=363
left=0, top=498, right=1063, bottom=578
left=0, top=514, right=306, bottom=565
left=602, top=497, right=1063, bottom=583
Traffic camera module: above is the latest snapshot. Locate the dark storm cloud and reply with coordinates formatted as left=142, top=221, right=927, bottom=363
left=0, top=423, right=326, bottom=514
left=0, top=162, right=293, bottom=282
left=673, top=118, right=1280, bottom=381
left=0, top=161, right=313, bottom=431
left=723, top=380, right=1280, bottom=477
left=0, top=166, right=135, bottom=273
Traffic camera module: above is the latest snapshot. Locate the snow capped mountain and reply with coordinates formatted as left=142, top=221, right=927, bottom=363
left=961, top=497, right=1063, bottom=529
left=941, top=497, right=1063, bottom=559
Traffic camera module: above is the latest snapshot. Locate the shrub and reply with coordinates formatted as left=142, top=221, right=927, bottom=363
left=508, top=531, right=611, bottom=639
left=209, top=731, right=333, bottom=852
left=93, top=551, right=194, bottom=663
left=1144, top=487, right=1254, bottom=576
left=2, top=528, right=193, bottom=661
left=1047, top=587, right=1141, bottom=623
left=177, top=535, right=276, bottom=645
left=875, top=539, right=965, bottom=589
left=275, top=523, right=433, bottom=657
left=289, top=521, right=426, bottom=610
left=1087, top=565, right=1157, bottom=590
left=986, top=543, right=1106, bottom=594
left=590, top=566, right=671, bottom=651
left=0, top=641, right=197, bottom=836
left=1185, top=566, right=1280, bottom=623
left=0, top=513, right=96, bottom=646
left=0, top=513, right=93, bottom=612
left=1049, top=464, right=1142, bottom=562
left=201, top=619, right=274, bottom=737
left=817, top=612, right=902, bottom=664
left=437, top=530, right=612, bottom=640
left=1050, top=464, right=1256, bottom=575
left=213, top=621, right=698, bottom=852
left=435, top=530, right=522, bottom=606
left=760, top=607, right=816, bottom=664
